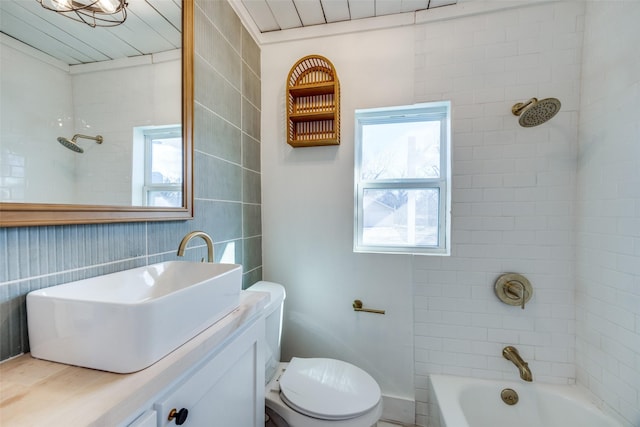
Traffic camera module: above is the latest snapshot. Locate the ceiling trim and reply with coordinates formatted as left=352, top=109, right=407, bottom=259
left=415, top=0, right=557, bottom=25
left=259, top=12, right=416, bottom=45
left=227, top=0, right=264, bottom=45
left=229, top=0, right=555, bottom=46
left=0, top=32, right=69, bottom=72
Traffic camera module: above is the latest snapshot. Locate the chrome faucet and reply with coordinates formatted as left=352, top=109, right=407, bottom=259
left=502, top=346, right=532, bottom=382
left=177, top=231, right=215, bottom=263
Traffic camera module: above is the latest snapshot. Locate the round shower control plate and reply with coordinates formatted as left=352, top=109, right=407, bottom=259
left=495, top=273, right=533, bottom=307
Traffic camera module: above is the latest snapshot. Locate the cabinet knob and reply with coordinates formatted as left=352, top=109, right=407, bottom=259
left=168, top=408, right=189, bottom=425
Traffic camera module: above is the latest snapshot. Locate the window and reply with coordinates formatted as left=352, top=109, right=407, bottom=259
left=134, top=126, right=182, bottom=207
left=354, top=102, right=451, bottom=255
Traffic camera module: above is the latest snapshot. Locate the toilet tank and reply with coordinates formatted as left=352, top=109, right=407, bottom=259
left=246, top=281, right=286, bottom=384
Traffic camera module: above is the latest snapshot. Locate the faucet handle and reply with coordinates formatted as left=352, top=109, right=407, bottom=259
left=505, top=281, right=528, bottom=309
left=495, top=273, right=533, bottom=309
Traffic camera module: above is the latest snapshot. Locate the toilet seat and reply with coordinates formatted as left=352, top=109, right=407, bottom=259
left=279, top=357, right=381, bottom=421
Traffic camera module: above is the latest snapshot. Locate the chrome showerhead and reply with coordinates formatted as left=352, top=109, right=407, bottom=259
left=57, top=134, right=103, bottom=153
left=512, top=97, right=561, bottom=127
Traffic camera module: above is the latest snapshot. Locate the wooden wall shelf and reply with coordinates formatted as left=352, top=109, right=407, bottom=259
left=286, top=55, right=340, bottom=147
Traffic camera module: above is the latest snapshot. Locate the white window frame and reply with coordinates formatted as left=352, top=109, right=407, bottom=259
left=142, top=126, right=182, bottom=206
left=354, top=101, right=451, bottom=255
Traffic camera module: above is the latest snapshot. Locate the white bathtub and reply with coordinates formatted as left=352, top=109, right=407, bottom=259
left=430, top=375, right=622, bottom=427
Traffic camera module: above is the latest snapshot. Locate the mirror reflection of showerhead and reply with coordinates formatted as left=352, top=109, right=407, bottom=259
left=57, top=134, right=103, bottom=153
left=512, top=97, right=561, bottom=127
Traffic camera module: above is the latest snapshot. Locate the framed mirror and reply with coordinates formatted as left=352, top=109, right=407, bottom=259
left=0, top=0, right=194, bottom=226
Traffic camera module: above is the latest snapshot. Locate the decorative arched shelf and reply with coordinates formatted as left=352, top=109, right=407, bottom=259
left=286, top=55, right=340, bottom=147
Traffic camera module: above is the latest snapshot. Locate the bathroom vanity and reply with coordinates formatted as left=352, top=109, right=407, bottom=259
left=0, top=291, right=268, bottom=426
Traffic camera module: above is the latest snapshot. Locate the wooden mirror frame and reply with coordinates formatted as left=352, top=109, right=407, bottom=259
left=0, top=0, right=194, bottom=227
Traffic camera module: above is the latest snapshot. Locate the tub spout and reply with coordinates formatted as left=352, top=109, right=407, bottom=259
left=502, top=346, right=532, bottom=382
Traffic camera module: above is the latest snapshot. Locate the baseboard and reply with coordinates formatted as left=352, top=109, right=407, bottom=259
left=381, top=394, right=415, bottom=425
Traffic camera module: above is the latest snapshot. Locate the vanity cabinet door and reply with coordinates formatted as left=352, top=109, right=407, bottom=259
left=155, top=318, right=265, bottom=427
left=127, top=410, right=157, bottom=427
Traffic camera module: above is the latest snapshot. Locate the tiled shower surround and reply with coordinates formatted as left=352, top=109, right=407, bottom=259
left=413, top=3, right=639, bottom=426
left=576, top=2, right=640, bottom=424
left=412, top=4, right=583, bottom=425
left=0, top=0, right=262, bottom=361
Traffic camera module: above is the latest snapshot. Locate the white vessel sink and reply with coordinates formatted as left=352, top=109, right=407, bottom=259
left=27, top=261, right=242, bottom=373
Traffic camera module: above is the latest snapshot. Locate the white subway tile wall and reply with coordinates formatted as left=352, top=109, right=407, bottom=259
left=413, top=3, right=584, bottom=426
left=0, top=43, right=76, bottom=203
left=576, top=2, right=640, bottom=425
left=72, top=61, right=181, bottom=205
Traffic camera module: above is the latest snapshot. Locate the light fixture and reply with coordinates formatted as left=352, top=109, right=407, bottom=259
left=37, top=0, right=128, bottom=28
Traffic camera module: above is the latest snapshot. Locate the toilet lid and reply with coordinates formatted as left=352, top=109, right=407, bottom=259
left=279, top=357, right=381, bottom=421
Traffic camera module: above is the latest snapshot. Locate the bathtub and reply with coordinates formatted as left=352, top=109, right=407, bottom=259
left=430, top=375, right=622, bottom=427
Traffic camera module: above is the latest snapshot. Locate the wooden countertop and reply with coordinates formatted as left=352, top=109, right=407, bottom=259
left=0, top=291, right=268, bottom=427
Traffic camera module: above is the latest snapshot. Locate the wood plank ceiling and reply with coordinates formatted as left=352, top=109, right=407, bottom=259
left=0, top=0, right=457, bottom=65
left=0, top=0, right=181, bottom=65
left=239, top=0, right=458, bottom=33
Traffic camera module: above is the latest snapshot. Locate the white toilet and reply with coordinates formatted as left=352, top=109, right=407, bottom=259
left=247, top=281, right=383, bottom=427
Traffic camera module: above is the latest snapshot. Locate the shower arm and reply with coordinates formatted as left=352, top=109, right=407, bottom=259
left=72, top=134, right=103, bottom=144
left=511, top=98, right=538, bottom=116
